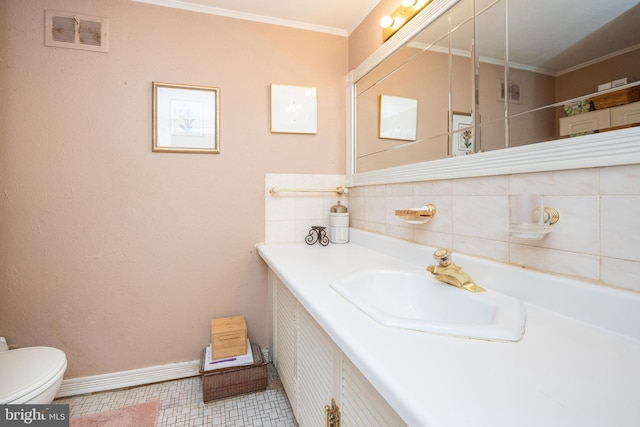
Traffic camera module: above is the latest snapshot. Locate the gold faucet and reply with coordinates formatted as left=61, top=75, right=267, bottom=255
left=426, top=249, right=485, bottom=293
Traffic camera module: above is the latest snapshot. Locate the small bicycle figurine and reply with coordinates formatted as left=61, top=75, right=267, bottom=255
left=305, top=226, right=329, bottom=246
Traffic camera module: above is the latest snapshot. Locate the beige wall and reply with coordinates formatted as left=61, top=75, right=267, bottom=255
left=0, top=0, right=346, bottom=378
left=556, top=50, right=640, bottom=101
left=348, top=0, right=397, bottom=70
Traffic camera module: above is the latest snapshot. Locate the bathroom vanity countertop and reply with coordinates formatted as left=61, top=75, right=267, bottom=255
left=257, top=229, right=640, bottom=427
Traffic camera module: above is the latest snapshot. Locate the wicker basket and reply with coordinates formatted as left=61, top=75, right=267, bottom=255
left=199, top=343, right=267, bottom=402
left=589, top=86, right=640, bottom=110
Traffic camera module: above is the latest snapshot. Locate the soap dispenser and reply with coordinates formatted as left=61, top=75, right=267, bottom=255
left=329, top=201, right=349, bottom=244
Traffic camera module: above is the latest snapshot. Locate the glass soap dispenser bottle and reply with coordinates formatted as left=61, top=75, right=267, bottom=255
left=329, top=201, right=349, bottom=244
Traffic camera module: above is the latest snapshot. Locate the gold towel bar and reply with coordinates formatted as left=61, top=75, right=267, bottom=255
left=269, top=186, right=348, bottom=196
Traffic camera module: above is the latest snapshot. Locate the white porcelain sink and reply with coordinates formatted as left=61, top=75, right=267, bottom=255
left=330, top=269, right=526, bottom=341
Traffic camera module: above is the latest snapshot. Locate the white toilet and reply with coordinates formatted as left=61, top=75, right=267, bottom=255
left=0, top=346, right=67, bottom=404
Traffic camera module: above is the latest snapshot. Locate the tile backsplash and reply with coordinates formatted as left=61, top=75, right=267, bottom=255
left=265, top=165, right=640, bottom=293
left=265, top=174, right=349, bottom=244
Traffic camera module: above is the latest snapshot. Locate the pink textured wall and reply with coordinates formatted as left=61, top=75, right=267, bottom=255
left=0, top=0, right=346, bottom=378
left=348, top=0, right=397, bottom=70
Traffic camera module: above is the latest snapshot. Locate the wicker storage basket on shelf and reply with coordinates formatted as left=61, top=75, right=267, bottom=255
left=589, top=86, right=640, bottom=110
left=199, top=343, right=267, bottom=402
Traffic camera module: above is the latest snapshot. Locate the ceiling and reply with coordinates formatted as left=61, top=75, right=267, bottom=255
left=132, top=0, right=382, bottom=36
left=134, top=0, right=639, bottom=75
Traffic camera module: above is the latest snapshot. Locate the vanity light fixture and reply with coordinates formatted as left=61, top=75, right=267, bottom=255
left=380, top=0, right=433, bottom=41
left=380, top=15, right=394, bottom=29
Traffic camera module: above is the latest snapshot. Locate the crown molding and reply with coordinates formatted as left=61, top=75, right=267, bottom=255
left=131, top=0, right=348, bottom=36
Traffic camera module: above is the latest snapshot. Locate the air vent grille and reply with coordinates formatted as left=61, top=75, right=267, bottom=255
left=45, top=10, right=109, bottom=53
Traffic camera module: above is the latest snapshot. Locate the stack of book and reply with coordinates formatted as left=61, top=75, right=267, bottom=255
left=203, top=339, right=254, bottom=371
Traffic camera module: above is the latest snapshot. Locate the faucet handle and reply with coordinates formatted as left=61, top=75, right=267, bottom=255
left=433, top=248, right=452, bottom=266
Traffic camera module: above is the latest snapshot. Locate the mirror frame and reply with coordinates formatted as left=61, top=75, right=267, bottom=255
left=345, top=0, right=640, bottom=186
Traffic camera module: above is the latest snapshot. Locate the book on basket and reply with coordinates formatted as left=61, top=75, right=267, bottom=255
left=204, top=339, right=253, bottom=371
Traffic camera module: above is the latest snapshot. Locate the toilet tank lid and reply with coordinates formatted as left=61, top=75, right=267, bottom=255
left=0, top=346, right=67, bottom=404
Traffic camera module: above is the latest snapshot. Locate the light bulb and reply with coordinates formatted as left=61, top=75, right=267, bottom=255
left=401, top=0, right=417, bottom=7
left=380, top=15, right=394, bottom=28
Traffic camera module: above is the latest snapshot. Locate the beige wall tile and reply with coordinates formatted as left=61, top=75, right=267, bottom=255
left=453, top=235, right=510, bottom=263
left=600, top=164, right=640, bottom=195
left=510, top=244, right=600, bottom=280
left=453, top=175, right=508, bottom=195
left=386, top=182, right=413, bottom=196
left=602, top=258, right=640, bottom=292
left=453, top=195, right=509, bottom=241
left=386, top=224, right=414, bottom=241
left=601, top=196, right=640, bottom=261
left=414, top=180, right=452, bottom=196
left=509, top=169, right=599, bottom=195
left=414, top=229, right=453, bottom=250
left=364, top=194, right=387, bottom=224
left=266, top=220, right=297, bottom=243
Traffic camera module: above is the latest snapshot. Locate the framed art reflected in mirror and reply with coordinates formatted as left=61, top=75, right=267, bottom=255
left=450, top=112, right=473, bottom=156
left=379, top=94, right=418, bottom=141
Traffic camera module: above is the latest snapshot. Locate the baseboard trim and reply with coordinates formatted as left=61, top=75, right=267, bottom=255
left=56, top=359, right=200, bottom=398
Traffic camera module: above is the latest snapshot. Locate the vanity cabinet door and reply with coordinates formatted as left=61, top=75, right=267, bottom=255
left=341, top=356, right=408, bottom=427
left=297, top=308, right=337, bottom=426
left=270, top=269, right=406, bottom=426
left=274, top=276, right=298, bottom=417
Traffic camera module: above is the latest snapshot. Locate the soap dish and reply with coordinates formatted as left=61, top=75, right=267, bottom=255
left=395, top=204, right=436, bottom=224
left=508, top=225, right=554, bottom=240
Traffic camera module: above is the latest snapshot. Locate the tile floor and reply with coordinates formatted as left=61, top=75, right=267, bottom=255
left=54, top=365, right=298, bottom=427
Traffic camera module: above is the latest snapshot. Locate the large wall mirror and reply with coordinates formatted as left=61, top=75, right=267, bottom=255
left=346, top=0, right=640, bottom=185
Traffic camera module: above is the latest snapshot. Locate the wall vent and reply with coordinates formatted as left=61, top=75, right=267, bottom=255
left=45, top=10, right=109, bottom=53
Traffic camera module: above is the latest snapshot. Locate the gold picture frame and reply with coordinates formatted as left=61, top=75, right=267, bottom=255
left=152, top=82, right=220, bottom=153
left=270, top=84, right=317, bottom=134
